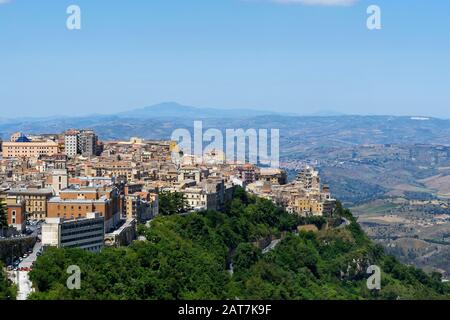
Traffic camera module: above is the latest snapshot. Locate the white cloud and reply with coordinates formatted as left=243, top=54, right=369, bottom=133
left=269, top=0, right=358, bottom=6
left=0, top=0, right=12, bottom=4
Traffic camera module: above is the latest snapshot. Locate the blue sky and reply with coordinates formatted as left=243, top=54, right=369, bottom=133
left=0, top=0, right=449, bottom=118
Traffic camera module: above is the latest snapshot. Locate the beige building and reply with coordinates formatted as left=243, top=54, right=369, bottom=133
left=182, top=186, right=217, bottom=211
left=47, top=186, right=120, bottom=232
left=259, top=168, right=287, bottom=185
left=50, top=169, right=68, bottom=195
left=2, top=140, right=59, bottom=158
left=6, top=188, right=54, bottom=220
left=290, top=198, right=324, bottom=216
left=123, top=192, right=158, bottom=222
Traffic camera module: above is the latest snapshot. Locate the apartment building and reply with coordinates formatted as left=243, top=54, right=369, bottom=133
left=289, top=198, right=324, bottom=216
left=2, top=135, right=59, bottom=158
left=176, top=178, right=234, bottom=212
left=79, top=130, right=99, bottom=157
left=178, top=166, right=209, bottom=183
left=49, top=169, right=68, bottom=195
left=5, top=196, right=27, bottom=232
left=64, top=129, right=99, bottom=158
left=6, top=187, right=54, bottom=220
left=296, top=166, right=321, bottom=192
left=39, top=154, right=68, bottom=172
left=64, top=130, right=79, bottom=158
left=123, top=192, right=158, bottom=222
left=183, top=186, right=218, bottom=211
left=236, top=164, right=259, bottom=186
left=259, top=168, right=287, bottom=185
left=10, top=132, right=23, bottom=142
left=47, top=186, right=120, bottom=232
left=91, top=161, right=137, bottom=182
left=42, top=212, right=105, bottom=252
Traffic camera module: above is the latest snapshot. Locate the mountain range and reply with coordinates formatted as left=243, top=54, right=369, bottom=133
left=117, top=102, right=289, bottom=118
left=1, top=102, right=449, bottom=146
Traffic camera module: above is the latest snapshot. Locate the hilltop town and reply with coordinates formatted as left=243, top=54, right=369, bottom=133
left=0, top=129, right=334, bottom=266
left=2, top=130, right=449, bottom=301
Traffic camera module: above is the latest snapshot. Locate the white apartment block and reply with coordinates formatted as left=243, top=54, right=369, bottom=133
left=42, top=212, right=105, bottom=253
left=64, top=130, right=79, bottom=158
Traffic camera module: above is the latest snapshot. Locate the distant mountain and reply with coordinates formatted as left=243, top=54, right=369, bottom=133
left=308, top=110, right=347, bottom=117
left=117, top=102, right=285, bottom=119
left=1, top=102, right=450, bottom=146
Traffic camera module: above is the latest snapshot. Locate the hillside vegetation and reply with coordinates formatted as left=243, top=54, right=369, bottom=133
left=19, top=188, right=450, bottom=300
left=0, top=262, right=16, bottom=300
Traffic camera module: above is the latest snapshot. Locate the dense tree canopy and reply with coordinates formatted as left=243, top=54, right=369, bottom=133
left=0, top=202, right=16, bottom=300
left=0, top=201, right=7, bottom=230
left=26, top=187, right=449, bottom=300
left=158, top=191, right=190, bottom=216
left=0, top=262, right=16, bottom=300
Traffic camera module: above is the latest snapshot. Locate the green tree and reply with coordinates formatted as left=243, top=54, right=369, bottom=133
left=158, top=191, right=190, bottom=216
left=0, top=262, right=16, bottom=300
left=233, top=243, right=262, bottom=273
left=27, top=189, right=450, bottom=301
left=0, top=201, right=8, bottom=237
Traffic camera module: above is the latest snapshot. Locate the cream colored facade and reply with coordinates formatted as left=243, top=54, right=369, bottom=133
left=2, top=141, right=59, bottom=158
left=42, top=219, right=61, bottom=247
left=290, top=198, right=324, bottom=216
left=182, top=187, right=217, bottom=211
left=6, top=188, right=54, bottom=220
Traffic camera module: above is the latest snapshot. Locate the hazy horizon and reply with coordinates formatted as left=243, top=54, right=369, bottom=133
left=0, top=101, right=449, bottom=121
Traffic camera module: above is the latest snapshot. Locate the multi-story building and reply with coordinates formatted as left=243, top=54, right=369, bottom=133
left=64, top=130, right=79, bottom=158
left=39, top=154, right=68, bottom=172
left=178, top=166, right=208, bottom=183
left=49, top=169, right=68, bottom=195
left=289, top=198, right=324, bottom=216
left=259, top=168, right=287, bottom=185
left=47, top=186, right=120, bottom=232
left=236, top=164, right=259, bottom=186
left=2, top=134, right=59, bottom=158
left=123, top=192, right=158, bottom=222
left=296, top=166, right=321, bottom=192
left=42, top=212, right=105, bottom=252
left=6, top=196, right=27, bottom=232
left=64, top=129, right=99, bottom=158
left=182, top=186, right=217, bottom=211
left=78, top=129, right=98, bottom=157
left=92, top=161, right=138, bottom=183
left=6, top=187, right=54, bottom=220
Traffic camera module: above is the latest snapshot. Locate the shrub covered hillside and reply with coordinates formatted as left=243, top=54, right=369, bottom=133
left=27, top=187, right=449, bottom=300
left=0, top=199, right=17, bottom=300
left=0, top=262, right=16, bottom=300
